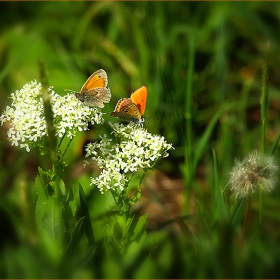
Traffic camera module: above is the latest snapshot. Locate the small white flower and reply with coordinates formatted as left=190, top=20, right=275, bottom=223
left=0, top=80, right=104, bottom=152
left=86, top=122, right=174, bottom=194
left=51, top=92, right=103, bottom=139
left=229, top=151, right=278, bottom=198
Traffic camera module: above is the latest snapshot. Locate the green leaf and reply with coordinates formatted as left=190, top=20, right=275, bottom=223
left=35, top=175, right=49, bottom=230
left=77, top=244, right=97, bottom=266
left=35, top=175, right=49, bottom=203
left=194, top=109, right=222, bottom=168
left=231, top=198, right=246, bottom=229
left=79, top=184, right=95, bottom=246
left=50, top=177, right=66, bottom=197
left=38, top=166, right=45, bottom=177
left=42, top=196, right=65, bottom=247
left=54, top=160, right=66, bottom=181
left=213, top=149, right=227, bottom=222
left=130, top=214, right=147, bottom=243
left=66, top=217, right=85, bottom=255
left=268, top=132, right=280, bottom=156
left=130, top=187, right=142, bottom=204
left=58, top=178, right=66, bottom=197
left=64, top=184, right=78, bottom=223
left=103, top=235, right=115, bottom=258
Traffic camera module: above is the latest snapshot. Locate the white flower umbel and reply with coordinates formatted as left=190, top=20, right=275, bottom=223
left=229, top=151, right=278, bottom=198
left=51, top=91, right=104, bottom=139
left=0, top=80, right=104, bottom=152
left=85, top=122, right=174, bottom=194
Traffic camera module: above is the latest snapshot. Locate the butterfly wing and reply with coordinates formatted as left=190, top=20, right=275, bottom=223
left=82, top=87, right=111, bottom=108
left=81, top=69, right=108, bottom=91
left=110, top=98, right=141, bottom=122
left=113, top=98, right=133, bottom=111
left=76, top=69, right=111, bottom=108
left=130, top=85, right=147, bottom=116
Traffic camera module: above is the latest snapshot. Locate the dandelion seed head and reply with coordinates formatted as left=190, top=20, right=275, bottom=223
left=229, top=150, right=278, bottom=198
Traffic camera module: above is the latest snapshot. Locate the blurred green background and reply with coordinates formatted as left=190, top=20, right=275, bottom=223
left=1, top=1, right=280, bottom=278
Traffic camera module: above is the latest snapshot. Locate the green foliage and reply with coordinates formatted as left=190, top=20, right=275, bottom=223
left=79, top=184, right=95, bottom=246
left=41, top=196, right=65, bottom=247
left=1, top=2, right=280, bottom=278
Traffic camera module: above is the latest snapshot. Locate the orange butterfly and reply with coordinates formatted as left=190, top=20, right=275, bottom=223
left=110, top=85, right=147, bottom=124
left=75, top=69, right=111, bottom=108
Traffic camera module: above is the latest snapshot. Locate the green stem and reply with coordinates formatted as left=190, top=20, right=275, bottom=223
left=184, top=33, right=195, bottom=215
left=259, top=189, right=263, bottom=225
left=111, top=190, right=131, bottom=254
left=261, top=121, right=266, bottom=155
left=39, top=59, right=57, bottom=163
left=62, top=137, right=74, bottom=157
left=259, top=55, right=269, bottom=225
left=53, top=163, right=60, bottom=198
left=57, top=133, right=66, bottom=151
left=242, top=196, right=251, bottom=245
left=139, top=169, right=147, bottom=186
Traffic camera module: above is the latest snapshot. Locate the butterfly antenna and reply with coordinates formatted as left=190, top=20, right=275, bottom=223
left=64, top=89, right=76, bottom=93
left=145, top=115, right=159, bottom=121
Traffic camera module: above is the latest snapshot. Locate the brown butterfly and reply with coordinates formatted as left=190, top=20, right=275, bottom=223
left=110, top=85, right=147, bottom=124
left=75, top=69, right=111, bottom=108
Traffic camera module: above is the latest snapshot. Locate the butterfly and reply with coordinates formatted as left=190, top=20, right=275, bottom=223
left=75, top=69, right=111, bottom=108
left=110, top=85, right=147, bottom=124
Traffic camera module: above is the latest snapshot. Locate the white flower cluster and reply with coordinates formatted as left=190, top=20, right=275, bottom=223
left=229, top=151, right=278, bottom=198
left=51, top=91, right=104, bottom=139
left=0, top=80, right=104, bottom=152
left=85, top=122, right=174, bottom=194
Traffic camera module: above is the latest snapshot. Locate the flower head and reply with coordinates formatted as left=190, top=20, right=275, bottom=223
left=0, top=80, right=104, bottom=152
left=85, top=122, right=174, bottom=194
left=229, top=151, right=278, bottom=198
